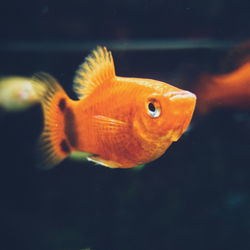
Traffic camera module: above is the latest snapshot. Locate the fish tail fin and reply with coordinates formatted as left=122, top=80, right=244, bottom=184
left=32, top=72, right=73, bottom=169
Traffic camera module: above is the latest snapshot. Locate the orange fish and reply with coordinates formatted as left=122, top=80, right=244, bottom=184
left=33, top=47, right=196, bottom=169
left=196, top=62, right=250, bottom=114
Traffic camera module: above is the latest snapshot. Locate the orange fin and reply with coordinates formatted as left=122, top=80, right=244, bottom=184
left=73, top=46, right=115, bottom=99
left=92, top=115, right=129, bottom=141
left=90, top=115, right=134, bottom=168
left=92, top=115, right=127, bottom=132
left=32, top=73, right=74, bottom=169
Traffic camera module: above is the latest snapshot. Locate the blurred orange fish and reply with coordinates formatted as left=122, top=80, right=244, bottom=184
left=196, top=62, right=250, bottom=114
left=33, top=47, right=196, bottom=169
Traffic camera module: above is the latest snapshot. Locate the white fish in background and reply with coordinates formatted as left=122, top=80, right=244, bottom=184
left=0, top=76, right=41, bottom=111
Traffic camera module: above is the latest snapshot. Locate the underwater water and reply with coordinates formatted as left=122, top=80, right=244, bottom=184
left=1, top=1, right=250, bottom=250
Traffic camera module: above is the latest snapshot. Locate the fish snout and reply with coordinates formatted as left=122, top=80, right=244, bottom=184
left=167, top=91, right=196, bottom=103
left=164, top=90, right=196, bottom=141
left=166, top=91, right=196, bottom=113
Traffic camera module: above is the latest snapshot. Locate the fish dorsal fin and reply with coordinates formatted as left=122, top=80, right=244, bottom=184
left=73, top=46, right=115, bottom=99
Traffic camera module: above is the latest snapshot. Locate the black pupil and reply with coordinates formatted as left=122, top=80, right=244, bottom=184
left=148, top=103, right=156, bottom=112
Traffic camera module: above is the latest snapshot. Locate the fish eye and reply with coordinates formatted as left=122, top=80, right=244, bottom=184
left=148, top=103, right=155, bottom=112
left=147, top=99, right=161, bottom=118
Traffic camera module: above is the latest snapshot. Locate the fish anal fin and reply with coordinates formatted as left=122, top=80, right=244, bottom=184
left=86, top=156, right=122, bottom=168
left=73, top=46, right=115, bottom=99
left=69, top=151, right=97, bottom=162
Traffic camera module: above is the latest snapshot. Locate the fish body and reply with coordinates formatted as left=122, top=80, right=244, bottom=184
left=33, top=47, right=196, bottom=169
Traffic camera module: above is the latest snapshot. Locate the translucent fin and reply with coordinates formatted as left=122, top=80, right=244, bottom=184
left=69, top=151, right=97, bottom=162
left=92, top=115, right=127, bottom=133
left=86, top=156, right=121, bottom=168
left=73, top=46, right=115, bottom=99
left=132, top=164, right=146, bottom=171
left=32, top=72, right=72, bottom=169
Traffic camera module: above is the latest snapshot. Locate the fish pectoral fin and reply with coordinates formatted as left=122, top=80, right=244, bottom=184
left=92, top=115, right=128, bottom=134
left=90, top=115, right=130, bottom=168
left=69, top=151, right=98, bottom=161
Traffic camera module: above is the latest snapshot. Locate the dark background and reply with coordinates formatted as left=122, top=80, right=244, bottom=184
left=1, top=0, right=250, bottom=250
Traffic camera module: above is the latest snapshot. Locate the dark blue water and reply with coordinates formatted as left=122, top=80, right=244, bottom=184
left=1, top=1, right=250, bottom=250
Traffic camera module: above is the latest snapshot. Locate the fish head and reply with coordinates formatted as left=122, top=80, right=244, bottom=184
left=134, top=82, right=196, bottom=143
